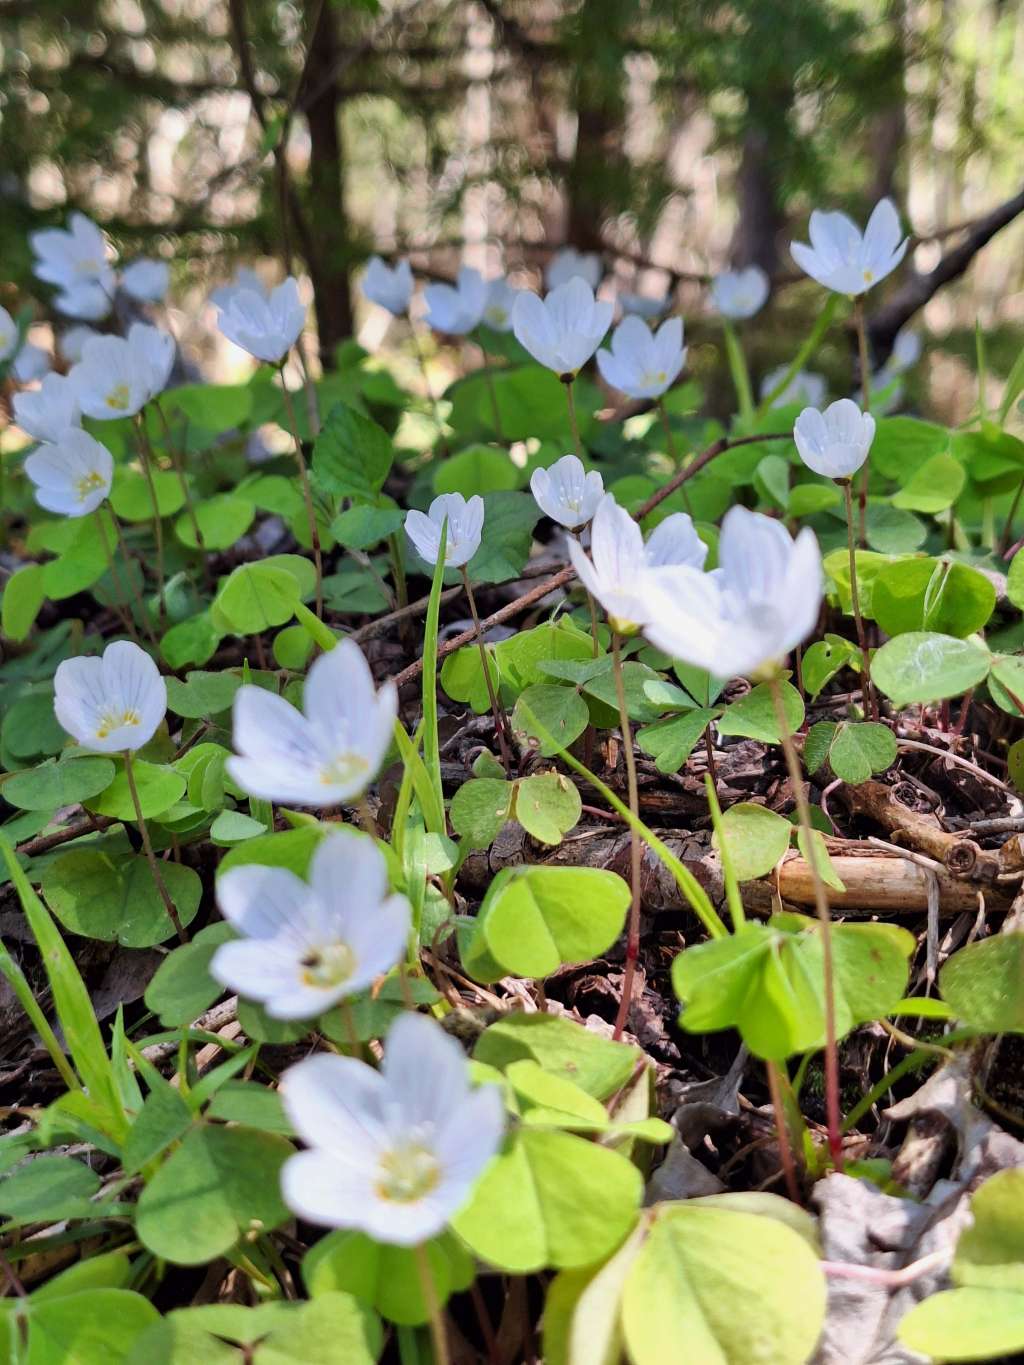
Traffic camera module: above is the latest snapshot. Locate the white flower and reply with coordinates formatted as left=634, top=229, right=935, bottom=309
left=209, top=268, right=268, bottom=309
left=546, top=248, right=602, bottom=292
left=211, top=832, right=410, bottom=1020
left=643, top=506, right=822, bottom=680
left=12, top=343, right=51, bottom=385
left=60, top=326, right=100, bottom=364
left=481, top=278, right=520, bottom=332
left=13, top=372, right=81, bottom=444
left=793, top=399, right=875, bottom=479
left=121, top=258, right=170, bottom=303
left=711, top=266, right=770, bottom=320
left=53, top=280, right=114, bottom=322
left=405, top=493, right=484, bottom=569
left=423, top=267, right=487, bottom=335
left=0, top=307, right=19, bottom=362
left=226, top=640, right=397, bottom=808
left=530, top=454, right=604, bottom=529
left=889, top=328, right=921, bottom=373
left=596, top=316, right=686, bottom=400
left=362, top=257, right=413, bottom=316
left=70, top=329, right=168, bottom=420
left=512, top=279, right=614, bottom=378
left=216, top=277, right=305, bottom=364
left=54, top=640, right=166, bottom=753
left=24, top=428, right=113, bottom=517
left=761, top=366, right=828, bottom=410
left=619, top=292, right=669, bottom=320
left=567, top=494, right=705, bottom=632
left=281, top=1012, right=505, bottom=1245
left=791, top=198, right=908, bottom=297
left=30, top=212, right=116, bottom=291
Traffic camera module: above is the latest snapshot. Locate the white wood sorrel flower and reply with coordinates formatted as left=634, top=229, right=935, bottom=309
left=216, top=276, right=306, bottom=364
left=227, top=640, right=397, bottom=807
left=29, top=211, right=116, bottom=293
left=54, top=640, right=166, bottom=753
left=530, top=454, right=604, bottom=529
left=405, top=493, right=484, bottom=569
left=643, top=506, right=822, bottom=680
left=481, top=277, right=520, bottom=332
left=281, top=1011, right=505, bottom=1245
left=69, top=324, right=174, bottom=419
left=568, top=493, right=707, bottom=633
left=211, top=832, right=410, bottom=1019
left=13, top=372, right=81, bottom=445
left=121, top=258, right=170, bottom=303
left=512, top=278, right=613, bottom=379
left=793, top=398, right=875, bottom=479
left=423, top=266, right=488, bottom=335
left=790, top=197, right=908, bottom=297
left=546, top=247, right=602, bottom=292
left=596, top=315, right=686, bottom=400
left=0, top=306, right=19, bottom=363
left=362, top=256, right=414, bottom=316
left=24, top=429, right=112, bottom=517
left=710, top=266, right=770, bottom=320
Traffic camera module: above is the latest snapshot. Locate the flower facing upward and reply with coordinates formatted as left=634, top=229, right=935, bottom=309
left=711, top=266, right=770, bottom=320
left=481, top=278, right=521, bottom=332
left=643, top=506, right=822, bottom=681
left=69, top=325, right=173, bottom=420
left=281, top=1012, right=505, bottom=1245
left=791, top=198, right=908, bottom=297
left=423, top=267, right=488, bottom=335
left=567, top=494, right=706, bottom=633
left=546, top=248, right=602, bottom=292
left=211, top=833, right=410, bottom=1019
left=24, top=429, right=112, bottom=518
left=226, top=640, right=397, bottom=808
left=512, top=279, right=614, bottom=379
left=530, top=454, right=604, bottom=529
left=30, top=212, right=116, bottom=293
left=0, top=307, right=18, bottom=363
left=362, top=257, right=414, bottom=316
left=405, top=493, right=485, bottom=569
left=216, top=277, right=306, bottom=364
left=121, top=259, right=171, bottom=303
left=596, top=316, right=686, bottom=400
left=54, top=640, right=166, bottom=753
left=793, top=399, right=875, bottom=480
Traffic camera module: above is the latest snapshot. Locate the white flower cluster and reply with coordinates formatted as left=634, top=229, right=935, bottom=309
left=29, top=211, right=168, bottom=326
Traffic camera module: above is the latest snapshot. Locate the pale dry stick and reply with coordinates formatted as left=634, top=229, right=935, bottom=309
left=768, top=675, right=844, bottom=1169
left=841, top=479, right=876, bottom=719
left=133, top=414, right=167, bottom=625
left=277, top=369, right=323, bottom=617
left=895, top=736, right=1012, bottom=794
left=611, top=632, right=642, bottom=1041
left=460, top=567, right=513, bottom=773
left=123, top=750, right=189, bottom=945
left=853, top=297, right=872, bottom=546
left=821, top=1248, right=950, bottom=1288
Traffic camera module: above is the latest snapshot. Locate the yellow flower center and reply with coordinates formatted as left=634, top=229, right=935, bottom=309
left=862, top=269, right=875, bottom=285
left=376, top=1143, right=442, bottom=1203
left=75, top=470, right=106, bottom=502
left=95, top=708, right=141, bottom=739
left=319, top=752, right=370, bottom=787
left=105, top=384, right=131, bottom=411
left=485, top=306, right=508, bottom=326
left=299, top=942, right=356, bottom=989
left=642, top=370, right=668, bottom=388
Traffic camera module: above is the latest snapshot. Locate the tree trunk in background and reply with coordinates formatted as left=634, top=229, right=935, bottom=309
left=301, top=0, right=353, bottom=369
left=564, top=0, right=625, bottom=253
left=871, top=0, right=907, bottom=202
left=730, top=127, right=783, bottom=278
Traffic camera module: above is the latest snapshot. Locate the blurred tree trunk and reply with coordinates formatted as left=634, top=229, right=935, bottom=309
left=730, top=127, right=784, bottom=277
left=564, top=0, right=626, bottom=252
left=871, top=0, right=907, bottom=202
left=301, top=0, right=354, bottom=368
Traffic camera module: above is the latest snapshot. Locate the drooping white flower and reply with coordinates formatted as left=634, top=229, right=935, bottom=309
left=596, top=316, right=686, bottom=400
left=546, top=248, right=602, bottom=292
left=121, top=258, right=171, bottom=303
left=643, top=506, right=822, bottom=680
left=0, top=307, right=20, bottom=363
left=710, top=266, right=770, bottom=320
left=24, top=428, right=113, bottom=517
left=54, top=640, right=166, bottom=753
left=11, top=343, right=51, bottom=385
left=423, top=267, right=487, bottom=335
left=53, top=280, right=114, bottom=322
left=216, top=277, right=305, bottom=364
left=791, top=198, right=908, bottom=297
left=362, top=257, right=414, bottom=316
left=761, top=366, right=828, bottom=410
left=481, top=278, right=520, bottom=332
left=13, top=372, right=81, bottom=444
left=793, top=399, right=875, bottom=480
left=405, top=493, right=484, bottom=569
left=69, top=329, right=169, bottom=420
left=530, top=454, right=604, bottom=529
left=59, top=326, right=100, bottom=365
left=226, top=640, right=397, bottom=808
left=567, top=493, right=705, bottom=632
left=212, top=832, right=410, bottom=1020
left=209, top=267, right=268, bottom=310
left=619, top=292, right=669, bottom=320
left=30, top=212, right=116, bottom=292
left=281, top=1012, right=505, bottom=1245
left=512, top=278, right=614, bottom=378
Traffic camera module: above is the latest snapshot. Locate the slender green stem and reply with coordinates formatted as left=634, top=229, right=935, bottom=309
left=766, top=1060, right=802, bottom=1203
left=656, top=399, right=693, bottom=515
left=105, top=507, right=159, bottom=649
left=841, top=480, right=876, bottom=719
left=414, top=1244, right=450, bottom=1365
left=573, top=528, right=601, bottom=657
left=124, top=750, right=188, bottom=945
left=155, top=398, right=205, bottom=556
left=461, top=569, right=512, bottom=773
left=563, top=378, right=583, bottom=459
left=133, top=414, right=166, bottom=625
left=722, top=318, right=755, bottom=425
left=412, top=328, right=448, bottom=452
left=756, top=293, right=839, bottom=417
left=999, top=474, right=1024, bottom=555
left=611, top=632, right=642, bottom=1041
left=481, top=351, right=505, bottom=441
left=767, top=675, right=843, bottom=1170
left=339, top=999, right=363, bottom=1058
left=704, top=773, right=744, bottom=931
left=92, top=509, right=142, bottom=644
left=853, top=298, right=872, bottom=546
left=278, top=368, right=323, bottom=618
